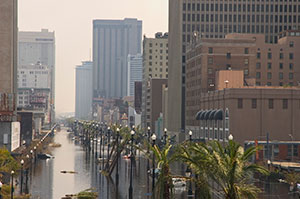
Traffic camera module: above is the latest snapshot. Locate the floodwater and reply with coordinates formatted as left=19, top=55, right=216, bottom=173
left=27, top=128, right=298, bottom=199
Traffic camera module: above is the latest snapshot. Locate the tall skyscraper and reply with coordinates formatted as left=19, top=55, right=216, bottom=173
left=141, top=33, right=168, bottom=129
left=168, top=0, right=300, bottom=139
left=93, top=18, right=142, bottom=99
left=18, top=29, right=55, bottom=123
left=127, top=54, right=142, bottom=96
left=0, top=0, right=17, bottom=94
left=75, top=61, right=93, bottom=120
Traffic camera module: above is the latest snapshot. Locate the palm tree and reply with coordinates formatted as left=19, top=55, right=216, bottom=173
left=150, top=140, right=174, bottom=199
left=204, top=140, right=269, bottom=199
left=175, top=142, right=212, bottom=199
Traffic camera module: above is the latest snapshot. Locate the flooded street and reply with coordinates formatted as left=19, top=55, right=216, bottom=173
left=28, top=128, right=298, bottom=199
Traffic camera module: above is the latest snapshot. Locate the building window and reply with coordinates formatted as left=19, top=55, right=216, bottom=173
left=289, top=63, right=294, bottom=70
left=289, top=53, right=294, bottom=60
left=252, top=99, right=257, bottom=109
left=244, top=58, right=249, bottom=65
left=244, top=48, right=249, bottom=54
left=257, top=52, right=261, bottom=59
left=279, top=62, right=284, bottom=70
left=279, top=53, right=284, bottom=59
left=289, top=73, right=294, bottom=80
left=267, top=72, right=272, bottom=79
left=267, top=82, right=272, bottom=86
left=267, top=63, right=272, bottom=69
left=208, top=47, right=213, bottom=54
left=256, top=63, right=261, bottom=69
left=237, top=98, right=243, bottom=109
left=226, top=53, right=231, bottom=59
left=244, top=69, right=249, bottom=76
left=279, top=72, right=283, bottom=80
left=294, top=145, right=298, bottom=157
left=208, top=68, right=213, bottom=74
left=208, top=57, right=213, bottom=64
left=267, top=52, right=272, bottom=59
left=289, top=41, right=294, bottom=47
left=274, top=144, right=279, bottom=157
left=269, top=99, right=274, bottom=109
left=283, top=99, right=288, bottom=109
left=256, top=72, right=261, bottom=79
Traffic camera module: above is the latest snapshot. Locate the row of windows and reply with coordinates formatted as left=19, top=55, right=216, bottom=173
left=183, top=13, right=300, bottom=24
left=183, top=3, right=300, bottom=13
left=256, top=62, right=294, bottom=70
left=256, top=72, right=294, bottom=79
left=148, top=61, right=168, bottom=66
left=255, top=81, right=294, bottom=86
left=148, top=43, right=168, bottom=48
left=148, top=55, right=168, bottom=60
left=237, top=98, right=290, bottom=109
left=149, top=49, right=168, bottom=54
left=148, top=68, right=168, bottom=72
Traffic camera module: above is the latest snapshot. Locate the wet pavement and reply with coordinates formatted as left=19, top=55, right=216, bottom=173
left=28, top=128, right=298, bottom=199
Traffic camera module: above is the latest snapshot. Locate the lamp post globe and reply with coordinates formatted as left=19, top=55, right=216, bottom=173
left=228, top=134, right=234, bottom=141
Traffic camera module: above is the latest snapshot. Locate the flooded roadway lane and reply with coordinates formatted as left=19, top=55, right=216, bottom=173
left=28, top=128, right=298, bottom=199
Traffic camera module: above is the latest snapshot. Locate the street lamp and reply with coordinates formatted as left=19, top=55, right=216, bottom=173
left=185, top=166, right=193, bottom=198
left=11, top=170, right=14, bottom=199
left=20, top=159, right=24, bottom=194
left=224, top=80, right=229, bottom=88
left=164, top=128, right=167, bottom=144
left=107, top=127, right=111, bottom=166
left=129, top=130, right=135, bottom=199
left=189, top=130, right=193, bottom=142
left=95, top=124, right=99, bottom=159
left=267, top=160, right=271, bottom=171
left=116, top=128, right=120, bottom=188
left=228, top=134, right=233, bottom=141
left=151, top=134, right=157, bottom=192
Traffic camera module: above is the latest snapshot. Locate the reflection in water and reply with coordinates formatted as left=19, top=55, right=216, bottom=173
left=29, top=129, right=298, bottom=199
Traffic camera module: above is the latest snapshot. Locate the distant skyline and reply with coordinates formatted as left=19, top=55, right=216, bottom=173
left=18, top=0, right=168, bottom=114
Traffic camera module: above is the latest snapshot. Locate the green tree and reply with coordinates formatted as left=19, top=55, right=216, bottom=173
left=205, top=140, right=268, bottom=199
left=150, top=140, right=174, bottom=199
left=0, top=148, right=19, bottom=173
left=175, top=142, right=212, bottom=199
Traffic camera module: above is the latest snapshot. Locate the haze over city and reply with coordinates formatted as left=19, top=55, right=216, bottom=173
left=18, top=0, right=168, bottom=114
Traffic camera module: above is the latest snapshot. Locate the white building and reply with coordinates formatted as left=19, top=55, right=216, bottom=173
left=75, top=61, right=93, bottom=120
left=17, top=64, right=51, bottom=89
left=18, top=29, right=55, bottom=123
left=127, top=54, right=142, bottom=96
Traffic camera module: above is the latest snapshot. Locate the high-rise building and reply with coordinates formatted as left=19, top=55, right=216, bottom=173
left=141, top=33, right=168, bottom=129
left=185, top=31, right=300, bottom=144
left=0, top=0, right=17, bottom=94
left=75, top=61, right=93, bottom=120
left=0, top=0, right=20, bottom=152
left=168, top=0, right=300, bottom=140
left=93, top=18, right=142, bottom=99
left=127, top=54, right=142, bottom=96
left=18, top=29, right=56, bottom=123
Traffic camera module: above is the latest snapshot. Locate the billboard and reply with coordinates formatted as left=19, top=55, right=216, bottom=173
left=11, top=122, right=20, bottom=151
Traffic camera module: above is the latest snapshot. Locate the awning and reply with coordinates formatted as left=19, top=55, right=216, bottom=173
left=204, top=110, right=212, bottom=120
left=195, top=110, right=203, bottom=120
left=200, top=110, right=207, bottom=120
left=208, top=110, right=217, bottom=120
left=214, top=109, right=224, bottom=120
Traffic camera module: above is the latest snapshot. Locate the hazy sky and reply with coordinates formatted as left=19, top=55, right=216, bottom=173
left=18, top=0, right=168, bottom=114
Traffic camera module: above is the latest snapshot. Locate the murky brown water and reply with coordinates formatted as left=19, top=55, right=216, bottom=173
left=27, top=128, right=298, bottom=199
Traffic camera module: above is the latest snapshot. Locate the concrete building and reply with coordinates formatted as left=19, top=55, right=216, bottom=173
left=149, top=78, right=168, bottom=133
left=168, top=0, right=300, bottom=140
left=93, top=18, right=142, bottom=99
left=75, top=61, right=93, bottom=120
left=127, top=54, right=142, bottom=96
left=185, top=31, right=300, bottom=144
left=134, top=81, right=142, bottom=113
left=0, top=0, right=20, bottom=152
left=141, top=33, right=168, bottom=129
left=18, top=29, right=56, bottom=124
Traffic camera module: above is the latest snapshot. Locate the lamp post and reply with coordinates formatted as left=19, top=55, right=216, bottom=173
left=20, top=159, right=24, bottom=194
left=151, top=134, right=157, bottom=192
left=11, top=170, right=14, bottom=199
left=164, top=128, right=167, bottom=144
left=92, top=124, right=95, bottom=154
left=129, top=130, right=135, bottom=199
left=289, top=134, right=294, bottom=162
left=116, top=128, right=120, bottom=188
left=107, top=127, right=111, bottom=167
left=189, top=130, right=193, bottom=142
left=33, top=146, right=37, bottom=163
left=95, top=124, right=99, bottom=159
left=187, top=130, right=193, bottom=198
left=102, top=127, right=105, bottom=169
